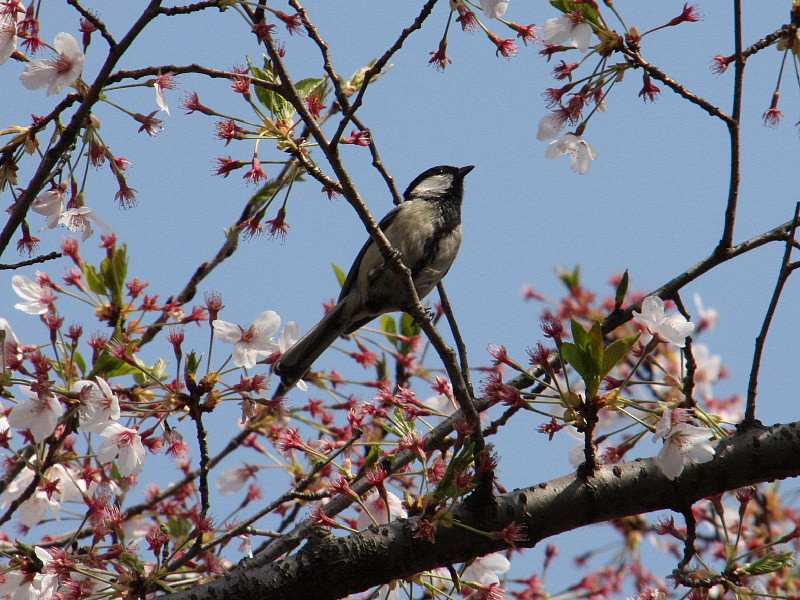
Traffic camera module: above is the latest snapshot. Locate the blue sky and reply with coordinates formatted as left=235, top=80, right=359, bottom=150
left=1, top=1, right=799, bottom=594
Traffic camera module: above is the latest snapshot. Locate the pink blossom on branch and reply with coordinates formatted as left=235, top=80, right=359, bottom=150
left=0, top=1, right=24, bottom=65
left=97, top=422, right=147, bottom=476
left=633, top=296, right=695, bottom=347
left=542, top=11, right=593, bottom=53
left=480, top=0, right=509, bottom=19
left=11, top=274, right=58, bottom=314
left=545, top=133, right=598, bottom=174
left=8, top=384, right=64, bottom=442
left=213, top=310, right=281, bottom=369
left=19, top=32, right=85, bottom=95
left=653, top=408, right=715, bottom=480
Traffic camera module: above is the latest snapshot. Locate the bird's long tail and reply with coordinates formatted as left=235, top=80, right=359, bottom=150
left=272, top=299, right=355, bottom=397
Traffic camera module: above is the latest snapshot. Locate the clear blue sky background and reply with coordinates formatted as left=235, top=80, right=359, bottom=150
left=1, top=1, right=798, bottom=595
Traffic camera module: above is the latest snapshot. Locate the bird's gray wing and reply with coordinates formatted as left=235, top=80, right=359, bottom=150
left=338, top=203, right=407, bottom=302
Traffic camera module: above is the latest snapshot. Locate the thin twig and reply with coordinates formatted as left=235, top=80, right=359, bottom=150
left=671, top=293, right=696, bottom=407
left=65, top=0, right=117, bottom=48
left=620, top=48, right=734, bottom=125
left=0, top=251, right=62, bottom=270
left=437, top=282, right=473, bottom=397
left=331, top=0, right=439, bottom=146
left=677, top=505, right=698, bottom=569
left=287, top=0, right=401, bottom=204
left=0, top=0, right=166, bottom=259
left=105, top=64, right=281, bottom=91
left=744, top=203, right=800, bottom=426
left=719, top=0, right=744, bottom=251
left=171, top=430, right=363, bottom=571
left=157, top=1, right=227, bottom=16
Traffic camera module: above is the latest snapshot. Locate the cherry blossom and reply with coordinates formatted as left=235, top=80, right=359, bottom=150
left=0, top=317, right=22, bottom=364
left=20, top=32, right=85, bottom=96
left=0, top=546, right=58, bottom=599
left=633, top=296, right=695, bottom=347
left=213, top=310, right=281, bottom=369
left=0, top=1, right=24, bottom=65
left=536, top=111, right=567, bottom=141
left=277, top=321, right=308, bottom=390
left=653, top=408, right=715, bottom=480
left=57, top=206, right=113, bottom=241
left=461, top=552, right=511, bottom=587
left=691, top=344, right=722, bottom=397
left=480, top=0, right=509, bottom=19
left=545, top=133, right=598, bottom=174
left=71, top=377, right=121, bottom=431
left=693, top=292, right=720, bottom=332
left=11, top=274, right=58, bottom=314
left=97, top=423, right=146, bottom=476
left=1, top=466, right=59, bottom=527
left=8, top=384, right=64, bottom=442
left=542, top=12, right=593, bottom=52
left=31, top=186, right=67, bottom=229
left=217, top=464, right=259, bottom=495
left=357, top=490, right=407, bottom=529
left=153, top=71, right=176, bottom=114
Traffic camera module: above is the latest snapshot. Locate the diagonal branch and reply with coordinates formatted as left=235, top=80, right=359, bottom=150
left=0, top=0, right=167, bottom=260
left=744, top=202, right=800, bottom=425
left=158, top=420, right=800, bottom=600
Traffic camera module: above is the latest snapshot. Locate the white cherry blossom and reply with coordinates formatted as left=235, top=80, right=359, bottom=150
left=542, top=13, right=593, bottom=52
left=0, top=2, right=25, bottom=65
left=8, top=384, right=64, bottom=441
left=480, top=0, right=509, bottom=19
left=213, top=310, right=281, bottom=369
left=546, top=133, right=598, bottom=174
left=633, top=296, right=695, bottom=347
left=12, top=274, right=57, bottom=315
left=653, top=409, right=715, bottom=480
left=357, top=490, right=407, bottom=529
left=97, top=423, right=146, bottom=476
left=20, top=32, right=85, bottom=96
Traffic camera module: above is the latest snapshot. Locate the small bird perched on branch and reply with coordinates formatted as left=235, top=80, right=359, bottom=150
left=273, top=164, right=475, bottom=396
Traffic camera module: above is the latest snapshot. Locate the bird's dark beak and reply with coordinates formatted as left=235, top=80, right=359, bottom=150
left=459, top=165, right=475, bottom=177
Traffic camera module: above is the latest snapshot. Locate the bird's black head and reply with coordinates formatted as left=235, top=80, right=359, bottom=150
left=403, top=165, right=474, bottom=201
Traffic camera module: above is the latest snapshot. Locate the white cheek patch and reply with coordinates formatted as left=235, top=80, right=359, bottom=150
left=411, top=174, right=454, bottom=196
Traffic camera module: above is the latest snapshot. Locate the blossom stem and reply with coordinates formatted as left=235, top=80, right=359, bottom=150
left=604, top=1, right=628, bottom=32
left=771, top=48, right=789, bottom=96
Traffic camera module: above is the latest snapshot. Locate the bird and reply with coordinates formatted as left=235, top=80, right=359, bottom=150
left=273, top=164, right=474, bottom=396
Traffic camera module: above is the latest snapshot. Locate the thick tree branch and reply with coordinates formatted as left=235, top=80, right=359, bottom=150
left=160, top=420, right=800, bottom=600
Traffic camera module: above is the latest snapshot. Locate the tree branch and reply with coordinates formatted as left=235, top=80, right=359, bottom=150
left=159, top=420, right=800, bottom=600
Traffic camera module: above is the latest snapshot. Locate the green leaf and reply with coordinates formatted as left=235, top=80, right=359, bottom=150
left=295, top=77, right=327, bottom=101
left=250, top=61, right=296, bottom=120
left=73, top=351, right=87, bottom=377
left=740, top=551, right=795, bottom=576
left=556, top=264, right=581, bottom=292
left=560, top=342, right=590, bottom=380
left=570, top=317, right=588, bottom=347
left=119, top=552, right=145, bottom=572
left=361, top=444, right=382, bottom=473
left=99, top=244, right=128, bottom=305
left=586, top=321, right=605, bottom=363
left=88, top=351, right=141, bottom=379
left=332, top=263, right=347, bottom=287
left=83, top=263, right=107, bottom=295
left=381, top=314, right=399, bottom=349
left=549, top=0, right=602, bottom=27
left=601, top=333, right=640, bottom=378
left=400, top=313, right=420, bottom=338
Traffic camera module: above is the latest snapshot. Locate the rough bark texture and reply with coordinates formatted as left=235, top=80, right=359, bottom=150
left=163, top=421, right=800, bottom=600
